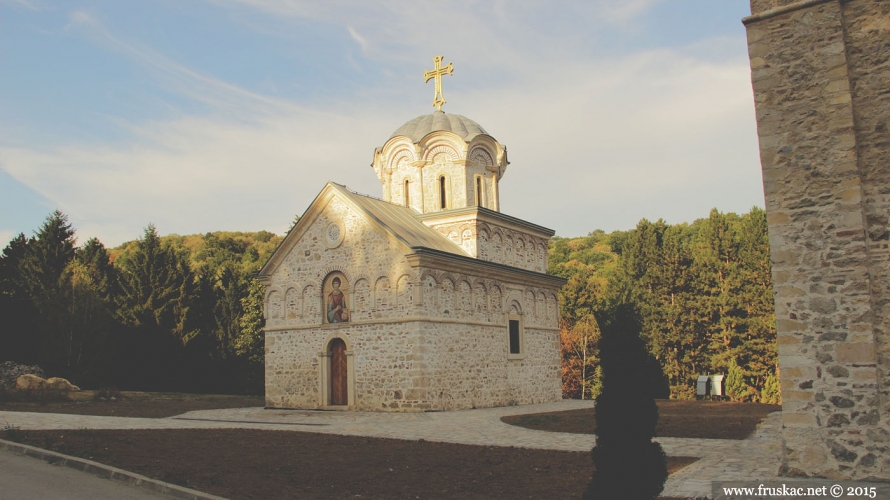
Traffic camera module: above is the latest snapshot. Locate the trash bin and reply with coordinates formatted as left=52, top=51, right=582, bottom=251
left=711, top=374, right=725, bottom=397
left=696, top=375, right=711, bottom=397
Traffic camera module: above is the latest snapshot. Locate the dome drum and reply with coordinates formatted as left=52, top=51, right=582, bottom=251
left=372, top=111, right=508, bottom=214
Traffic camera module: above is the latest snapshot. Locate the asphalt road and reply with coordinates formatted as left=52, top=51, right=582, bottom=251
left=0, top=449, right=172, bottom=500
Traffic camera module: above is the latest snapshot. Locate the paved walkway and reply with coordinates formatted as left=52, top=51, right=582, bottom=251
left=0, top=449, right=176, bottom=500
left=1, top=400, right=785, bottom=499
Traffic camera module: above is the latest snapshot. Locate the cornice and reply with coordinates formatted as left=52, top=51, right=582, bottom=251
left=742, top=0, right=835, bottom=25
left=405, top=247, right=566, bottom=289
left=415, top=206, right=556, bottom=238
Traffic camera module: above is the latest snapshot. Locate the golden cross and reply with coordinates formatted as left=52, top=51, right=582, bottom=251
left=424, top=55, right=453, bottom=112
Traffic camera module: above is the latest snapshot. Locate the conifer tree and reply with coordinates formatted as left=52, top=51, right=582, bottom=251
left=584, top=305, right=667, bottom=500
left=761, top=372, right=781, bottom=404
left=115, top=224, right=198, bottom=339
left=114, top=225, right=200, bottom=389
left=725, top=358, right=750, bottom=401
left=16, top=212, right=78, bottom=376
left=0, top=233, right=37, bottom=362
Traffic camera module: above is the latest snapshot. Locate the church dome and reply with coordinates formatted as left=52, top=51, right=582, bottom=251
left=390, top=111, right=489, bottom=143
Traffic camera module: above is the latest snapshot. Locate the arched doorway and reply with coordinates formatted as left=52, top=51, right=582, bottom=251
left=329, top=338, right=348, bottom=405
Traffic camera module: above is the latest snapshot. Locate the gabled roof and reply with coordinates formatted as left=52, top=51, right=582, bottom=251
left=258, top=183, right=565, bottom=289
left=336, top=184, right=463, bottom=255
left=258, top=183, right=463, bottom=280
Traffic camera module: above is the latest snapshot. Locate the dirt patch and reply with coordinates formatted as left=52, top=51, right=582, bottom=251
left=0, top=391, right=263, bottom=418
left=4, top=428, right=699, bottom=500
left=501, top=400, right=782, bottom=440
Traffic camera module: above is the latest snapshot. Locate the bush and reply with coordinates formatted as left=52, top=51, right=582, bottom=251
left=761, top=373, right=781, bottom=404
left=726, top=359, right=756, bottom=402
left=2, top=422, right=23, bottom=442
left=93, top=387, right=121, bottom=402
left=0, top=361, right=45, bottom=390
left=584, top=308, right=667, bottom=500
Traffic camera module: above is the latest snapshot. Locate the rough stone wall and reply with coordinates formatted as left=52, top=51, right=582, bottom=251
left=421, top=322, right=561, bottom=410
left=263, top=197, right=414, bottom=328
left=266, top=319, right=561, bottom=411
left=424, top=219, right=550, bottom=273
left=264, top=194, right=561, bottom=411
left=745, top=0, right=890, bottom=480
left=266, top=322, right=422, bottom=410
left=376, top=136, right=500, bottom=213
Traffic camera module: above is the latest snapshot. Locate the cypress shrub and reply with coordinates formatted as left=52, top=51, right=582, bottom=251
left=583, top=309, right=667, bottom=500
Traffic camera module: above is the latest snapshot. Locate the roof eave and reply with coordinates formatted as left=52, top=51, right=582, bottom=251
left=405, top=246, right=567, bottom=288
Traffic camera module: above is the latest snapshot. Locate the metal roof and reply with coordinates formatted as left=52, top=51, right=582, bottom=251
left=328, top=183, right=465, bottom=256
left=390, top=111, right=489, bottom=143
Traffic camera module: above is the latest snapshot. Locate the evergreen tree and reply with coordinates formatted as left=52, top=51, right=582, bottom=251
left=114, top=224, right=199, bottom=390
left=584, top=305, right=667, bottom=499
left=56, top=237, right=118, bottom=384
left=0, top=233, right=37, bottom=363
left=59, top=258, right=115, bottom=383
left=761, top=372, right=781, bottom=404
left=77, top=237, right=115, bottom=301
left=725, top=358, right=750, bottom=401
left=17, top=211, right=78, bottom=376
left=115, top=224, right=198, bottom=340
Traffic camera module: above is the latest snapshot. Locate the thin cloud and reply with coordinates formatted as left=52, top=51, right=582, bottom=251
left=64, top=10, right=299, bottom=117
left=1, top=2, right=760, bottom=246
left=0, top=0, right=44, bottom=11
left=599, top=0, right=663, bottom=23
left=1, top=43, right=759, bottom=244
left=0, top=231, right=14, bottom=247
left=347, top=26, right=369, bottom=52
left=210, top=0, right=662, bottom=68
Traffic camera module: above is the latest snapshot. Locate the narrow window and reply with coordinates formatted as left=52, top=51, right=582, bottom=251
left=404, top=179, right=410, bottom=207
left=475, top=177, right=482, bottom=206
left=439, top=176, right=447, bottom=209
left=509, top=319, right=521, bottom=354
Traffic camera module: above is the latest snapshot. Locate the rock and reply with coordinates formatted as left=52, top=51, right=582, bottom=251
left=44, top=377, right=80, bottom=392
left=15, top=374, right=47, bottom=390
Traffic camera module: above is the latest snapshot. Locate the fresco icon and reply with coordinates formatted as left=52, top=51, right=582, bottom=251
left=324, top=273, right=349, bottom=323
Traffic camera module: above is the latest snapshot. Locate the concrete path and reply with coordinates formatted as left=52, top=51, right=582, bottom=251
left=1, top=400, right=786, bottom=499
left=0, top=448, right=181, bottom=500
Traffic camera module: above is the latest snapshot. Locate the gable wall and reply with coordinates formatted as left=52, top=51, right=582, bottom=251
left=264, top=197, right=421, bottom=408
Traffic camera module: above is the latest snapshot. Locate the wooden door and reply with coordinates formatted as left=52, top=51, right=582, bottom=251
left=330, top=338, right=348, bottom=405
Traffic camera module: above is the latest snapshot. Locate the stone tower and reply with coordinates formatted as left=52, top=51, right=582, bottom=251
left=744, top=0, right=890, bottom=480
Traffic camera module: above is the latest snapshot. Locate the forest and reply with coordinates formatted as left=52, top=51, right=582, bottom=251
left=0, top=211, right=281, bottom=393
left=553, top=207, right=780, bottom=403
left=0, top=208, right=779, bottom=401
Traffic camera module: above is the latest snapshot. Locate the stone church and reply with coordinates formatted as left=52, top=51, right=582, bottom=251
left=258, top=67, right=565, bottom=411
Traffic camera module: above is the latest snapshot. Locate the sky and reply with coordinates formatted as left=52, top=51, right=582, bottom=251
left=0, top=0, right=761, bottom=248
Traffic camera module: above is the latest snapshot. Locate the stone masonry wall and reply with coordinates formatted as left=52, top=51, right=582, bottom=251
left=424, top=219, right=550, bottom=273
left=376, top=135, right=501, bottom=214
left=266, top=320, right=560, bottom=411
left=745, top=0, right=890, bottom=480
left=421, top=322, right=561, bottom=410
